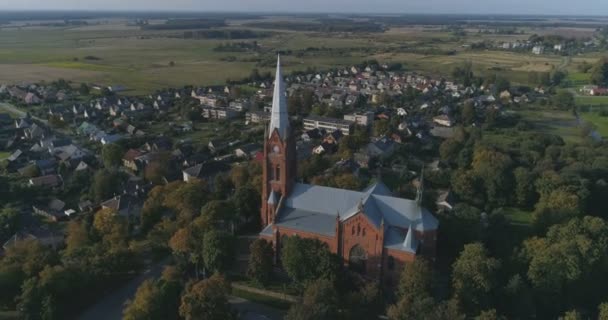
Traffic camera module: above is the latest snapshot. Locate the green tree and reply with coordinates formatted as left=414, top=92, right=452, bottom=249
left=397, top=258, right=433, bottom=300
left=78, top=83, right=90, bottom=95
left=452, top=243, right=500, bottom=314
left=179, top=274, right=236, bottom=320
left=552, top=90, right=575, bottom=110
left=285, top=279, right=339, bottom=320
left=202, top=230, right=234, bottom=274
left=91, top=169, right=122, bottom=202
left=233, top=186, right=260, bottom=228
left=591, top=57, right=608, bottom=86
left=0, top=206, right=19, bottom=241
left=123, top=271, right=182, bottom=320
left=101, top=143, right=124, bottom=169
left=281, top=236, right=341, bottom=287
left=598, top=302, right=608, bottom=320
left=247, top=239, right=274, bottom=286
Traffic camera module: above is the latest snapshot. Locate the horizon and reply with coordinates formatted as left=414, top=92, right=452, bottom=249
left=1, top=0, right=608, bottom=16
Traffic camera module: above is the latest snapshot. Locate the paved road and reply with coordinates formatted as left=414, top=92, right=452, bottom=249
left=77, top=260, right=285, bottom=320
left=77, top=261, right=168, bottom=320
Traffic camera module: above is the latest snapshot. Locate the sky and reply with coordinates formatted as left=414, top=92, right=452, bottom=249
left=0, top=0, right=607, bottom=15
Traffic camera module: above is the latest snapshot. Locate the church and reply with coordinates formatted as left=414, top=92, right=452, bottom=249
left=259, top=56, right=439, bottom=285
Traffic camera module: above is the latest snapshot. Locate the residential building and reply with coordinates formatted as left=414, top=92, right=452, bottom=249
left=344, top=111, right=374, bottom=127
left=303, top=115, right=354, bottom=136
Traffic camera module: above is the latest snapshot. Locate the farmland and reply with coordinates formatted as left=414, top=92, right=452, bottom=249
left=0, top=15, right=598, bottom=94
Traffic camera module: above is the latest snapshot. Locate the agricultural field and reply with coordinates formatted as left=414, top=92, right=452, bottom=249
left=575, top=95, right=608, bottom=106
left=0, top=16, right=600, bottom=94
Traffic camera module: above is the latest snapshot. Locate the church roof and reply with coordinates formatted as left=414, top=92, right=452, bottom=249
left=268, top=55, right=290, bottom=139
left=273, top=182, right=438, bottom=243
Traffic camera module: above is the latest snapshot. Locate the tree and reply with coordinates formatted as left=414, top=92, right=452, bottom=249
left=552, top=90, right=575, bottom=110
left=461, top=102, right=476, bottom=125
left=91, top=169, right=121, bottom=202
left=397, top=258, right=433, bottom=300
left=247, top=239, right=274, bottom=286
left=599, top=302, right=608, bottom=320
left=123, top=272, right=182, bottom=320
left=494, top=77, right=510, bottom=93
left=233, top=186, right=260, bottom=228
left=0, top=206, right=19, bottom=241
left=452, top=243, right=500, bottom=314
left=78, top=83, right=90, bottom=95
left=373, top=119, right=390, bottom=136
left=93, top=208, right=128, bottom=246
left=163, top=180, right=208, bottom=223
left=513, top=167, right=536, bottom=208
left=522, top=217, right=608, bottom=315
left=202, top=230, right=234, bottom=274
left=591, top=57, right=608, bottom=86
left=179, top=274, right=236, bottom=320
left=64, top=219, right=90, bottom=253
left=285, top=279, right=339, bottom=320
left=452, top=61, right=474, bottom=87
left=281, top=237, right=341, bottom=287
left=101, top=143, right=124, bottom=169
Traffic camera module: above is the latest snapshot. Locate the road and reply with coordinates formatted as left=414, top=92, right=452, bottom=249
left=0, top=102, right=47, bottom=124
left=76, top=261, right=168, bottom=320
left=76, top=260, right=285, bottom=320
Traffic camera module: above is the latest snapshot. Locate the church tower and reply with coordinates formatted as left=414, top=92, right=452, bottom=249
left=261, top=55, right=296, bottom=227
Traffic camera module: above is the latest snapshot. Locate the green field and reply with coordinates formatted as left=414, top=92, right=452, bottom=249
left=0, top=18, right=595, bottom=94
left=575, top=95, right=608, bottom=106
left=0, top=151, right=10, bottom=160
left=581, top=113, right=608, bottom=138
left=515, top=109, right=583, bottom=144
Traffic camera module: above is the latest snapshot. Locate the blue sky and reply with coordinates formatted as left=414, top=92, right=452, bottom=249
left=1, top=0, right=607, bottom=15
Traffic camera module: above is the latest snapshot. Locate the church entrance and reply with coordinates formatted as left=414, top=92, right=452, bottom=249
left=349, top=244, right=368, bottom=274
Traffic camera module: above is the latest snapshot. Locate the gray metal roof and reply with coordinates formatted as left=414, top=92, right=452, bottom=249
left=275, top=206, right=337, bottom=237
left=269, top=55, right=289, bottom=139
left=272, top=182, right=438, bottom=248
left=267, top=191, right=278, bottom=205
left=384, top=226, right=418, bottom=253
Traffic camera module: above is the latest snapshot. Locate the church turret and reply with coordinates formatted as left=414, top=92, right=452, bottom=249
left=261, top=55, right=296, bottom=228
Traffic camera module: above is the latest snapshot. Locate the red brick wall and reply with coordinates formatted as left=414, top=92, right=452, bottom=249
left=341, top=212, right=384, bottom=279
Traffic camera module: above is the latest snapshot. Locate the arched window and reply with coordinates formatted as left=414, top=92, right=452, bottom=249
left=357, top=224, right=361, bottom=235
left=351, top=226, right=355, bottom=235
left=349, top=244, right=368, bottom=274
left=362, top=228, right=366, bottom=236
left=275, top=165, right=281, bottom=181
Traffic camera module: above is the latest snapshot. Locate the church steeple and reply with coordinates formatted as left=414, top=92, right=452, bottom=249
left=260, top=54, right=296, bottom=229
left=269, top=55, right=289, bottom=139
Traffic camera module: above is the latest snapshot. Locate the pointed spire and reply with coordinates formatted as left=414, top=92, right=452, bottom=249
left=403, top=226, right=417, bottom=253
left=269, top=54, right=289, bottom=139
left=416, top=166, right=425, bottom=206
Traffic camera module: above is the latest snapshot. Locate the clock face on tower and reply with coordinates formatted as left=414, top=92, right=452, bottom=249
left=273, top=145, right=280, bottom=153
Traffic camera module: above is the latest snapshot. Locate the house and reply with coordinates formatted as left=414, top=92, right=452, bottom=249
left=24, top=92, right=41, bottom=105
left=208, top=140, right=228, bottom=154
left=343, top=112, right=374, bottom=127
left=313, top=142, right=337, bottom=155
left=29, top=175, right=62, bottom=188
left=366, top=137, right=396, bottom=158
left=433, top=115, right=454, bottom=127
left=323, top=130, right=343, bottom=145
left=33, top=199, right=67, bottom=222
left=246, top=111, right=271, bottom=124
left=101, top=195, right=141, bottom=220
left=591, top=88, right=608, bottom=96
left=2, top=228, right=63, bottom=252
left=532, top=46, right=544, bottom=55
left=182, top=161, right=231, bottom=188
left=201, top=107, right=237, bottom=120
left=235, top=143, right=262, bottom=159
left=301, top=128, right=324, bottom=142
left=123, top=149, right=144, bottom=172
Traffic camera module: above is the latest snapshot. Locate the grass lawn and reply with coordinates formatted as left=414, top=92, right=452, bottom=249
left=568, top=72, right=591, bottom=83
left=501, top=207, right=534, bottom=226
left=575, top=95, right=608, bottom=106
left=580, top=112, right=608, bottom=138
left=516, top=109, right=583, bottom=144
left=231, top=287, right=292, bottom=310
left=0, top=151, right=10, bottom=160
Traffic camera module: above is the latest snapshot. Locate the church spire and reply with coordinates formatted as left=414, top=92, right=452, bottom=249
left=269, top=54, right=289, bottom=139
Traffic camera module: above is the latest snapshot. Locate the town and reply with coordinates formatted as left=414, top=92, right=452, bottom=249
left=1, top=9, right=608, bottom=320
